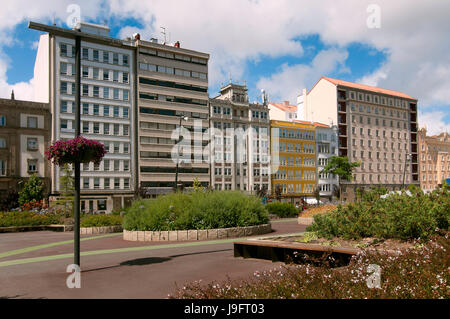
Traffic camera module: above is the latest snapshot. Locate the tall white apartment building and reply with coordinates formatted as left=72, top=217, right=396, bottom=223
left=299, top=76, right=419, bottom=201
left=210, top=83, right=270, bottom=193
left=33, top=22, right=135, bottom=212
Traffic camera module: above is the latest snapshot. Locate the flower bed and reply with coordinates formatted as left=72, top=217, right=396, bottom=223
left=46, top=136, right=106, bottom=165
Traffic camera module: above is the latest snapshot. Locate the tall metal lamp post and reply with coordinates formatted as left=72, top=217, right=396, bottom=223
left=402, top=153, right=412, bottom=189
left=175, top=116, right=188, bottom=192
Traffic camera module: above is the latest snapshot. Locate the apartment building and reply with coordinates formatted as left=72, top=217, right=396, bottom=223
left=314, top=122, right=339, bottom=201
left=299, top=77, right=419, bottom=201
left=268, top=101, right=298, bottom=121
left=210, top=82, right=270, bottom=193
left=0, top=94, right=51, bottom=196
left=135, top=37, right=210, bottom=195
left=418, top=128, right=450, bottom=192
left=270, top=120, right=316, bottom=203
left=32, top=22, right=136, bottom=212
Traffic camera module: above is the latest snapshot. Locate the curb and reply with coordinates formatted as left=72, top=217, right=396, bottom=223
left=123, top=223, right=272, bottom=242
left=80, top=225, right=122, bottom=235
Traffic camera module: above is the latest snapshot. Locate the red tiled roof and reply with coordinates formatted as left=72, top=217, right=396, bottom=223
left=309, top=76, right=417, bottom=100
left=294, top=120, right=330, bottom=128
left=269, top=101, right=297, bottom=112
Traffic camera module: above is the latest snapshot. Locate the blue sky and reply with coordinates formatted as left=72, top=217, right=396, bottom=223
left=0, top=0, right=448, bottom=134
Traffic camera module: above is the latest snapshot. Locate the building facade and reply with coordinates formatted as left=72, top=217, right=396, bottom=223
left=0, top=95, right=51, bottom=197
left=418, top=128, right=450, bottom=192
left=299, top=77, right=419, bottom=201
left=268, top=101, right=298, bottom=121
left=210, top=83, right=270, bottom=193
left=270, top=120, right=316, bottom=203
left=314, top=123, right=339, bottom=201
left=135, top=37, right=210, bottom=196
left=33, top=22, right=136, bottom=212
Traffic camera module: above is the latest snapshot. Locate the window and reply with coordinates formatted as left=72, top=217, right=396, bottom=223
left=93, top=86, right=99, bottom=97
left=94, top=178, right=100, bottom=189
left=123, top=72, right=129, bottom=83
left=113, top=88, right=119, bottom=100
left=93, top=122, right=99, bottom=134
left=114, top=160, right=119, bottom=171
left=123, top=143, right=129, bottom=154
left=93, top=50, right=99, bottom=61
left=123, top=107, right=129, bottom=118
left=82, top=121, right=89, bottom=133
left=124, top=160, right=129, bottom=171
left=28, top=159, right=38, bottom=173
left=114, top=178, right=120, bottom=189
left=123, top=89, right=129, bottom=101
left=113, top=53, right=119, bottom=65
left=113, top=71, right=119, bottom=82
left=103, top=51, right=109, bottom=63
left=0, top=115, right=5, bottom=126
left=83, top=178, right=89, bottom=189
left=60, top=119, right=68, bottom=130
left=103, top=70, right=109, bottom=81
left=82, top=103, right=89, bottom=115
left=60, top=81, right=68, bottom=94
left=93, top=68, right=99, bottom=79
left=103, top=105, right=110, bottom=117
left=61, top=100, right=68, bottom=113
left=113, top=106, right=119, bottom=117
left=27, top=137, right=38, bottom=150
left=103, top=123, right=109, bottom=135
left=60, top=62, right=67, bottom=75
left=27, top=116, right=38, bottom=128
left=0, top=160, right=6, bottom=176
left=82, top=66, right=89, bottom=78
left=103, top=87, right=109, bottom=99
left=82, top=84, right=89, bottom=96
left=0, top=138, right=5, bottom=148
left=60, top=44, right=67, bottom=57
left=123, top=125, right=129, bottom=136
left=103, top=159, right=110, bottom=171
left=114, top=142, right=120, bottom=153
left=123, top=55, right=129, bottom=66
left=82, top=48, right=89, bottom=60
left=93, top=104, right=99, bottom=116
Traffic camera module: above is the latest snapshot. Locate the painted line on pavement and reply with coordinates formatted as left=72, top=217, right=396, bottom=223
left=0, top=233, right=122, bottom=260
left=0, top=237, right=244, bottom=268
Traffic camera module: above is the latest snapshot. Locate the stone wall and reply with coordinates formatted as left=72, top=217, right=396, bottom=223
left=123, top=223, right=272, bottom=242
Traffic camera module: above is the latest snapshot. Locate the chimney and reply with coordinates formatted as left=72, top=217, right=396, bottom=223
left=133, top=33, right=140, bottom=40
left=174, top=41, right=180, bottom=48
left=11, top=90, right=14, bottom=100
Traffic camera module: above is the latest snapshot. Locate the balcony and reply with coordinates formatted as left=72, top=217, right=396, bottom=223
left=410, top=112, right=417, bottom=122
left=410, top=103, right=417, bottom=112
left=338, top=114, right=347, bottom=124
left=338, top=102, right=347, bottom=112
left=338, top=90, right=347, bottom=100
left=339, top=136, right=348, bottom=148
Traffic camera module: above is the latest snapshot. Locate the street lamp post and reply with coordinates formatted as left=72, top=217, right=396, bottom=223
left=175, top=116, right=188, bottom=192
left=402, top=153, right=412, bottom=189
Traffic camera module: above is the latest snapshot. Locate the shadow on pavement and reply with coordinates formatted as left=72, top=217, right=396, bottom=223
left=82, top=248, right=232, bottom=273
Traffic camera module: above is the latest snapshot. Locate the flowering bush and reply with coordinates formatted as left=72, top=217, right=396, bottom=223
left=21, top=199, right=48, bottom=212
left=170, top=232, right=449, bottom=299
left=46, top=136, right=106, bottom=166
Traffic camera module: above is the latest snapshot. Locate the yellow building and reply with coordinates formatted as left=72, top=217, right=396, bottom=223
left=270, top=120, right=316, bottom=203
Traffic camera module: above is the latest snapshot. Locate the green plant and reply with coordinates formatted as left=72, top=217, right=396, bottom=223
left=123, top=191, right=269, bottom=231
left=193, top=177, right=203, bottom=192
left=0, top=211, right=61, bottom=227
left=307, top=185, right=450, bottom=240
left=18, top=174, right=44, bottom=206
left=266, top=202, right=298, bottom=218
left=51, top=164, right=74, bottom=217
left=0, top=190, right=19, bottom=211
left=80, top=215, right=123, bottom=227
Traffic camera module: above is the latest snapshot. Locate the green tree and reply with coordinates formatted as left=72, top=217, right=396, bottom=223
left=18, top=174, right=44, bottom=206
left=320, top=156, right=361, bottom=202
left=52, top=164, right=74, bottom=217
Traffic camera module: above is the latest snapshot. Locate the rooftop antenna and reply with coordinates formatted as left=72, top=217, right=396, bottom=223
left=160, top=27, right=167, bottom=43
left=52, top=14, right=56, bottom=26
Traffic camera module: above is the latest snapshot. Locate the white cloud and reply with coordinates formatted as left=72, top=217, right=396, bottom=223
left=256, top=48, right=348, bottom=103
left=418, top=111, right=450, bottom=136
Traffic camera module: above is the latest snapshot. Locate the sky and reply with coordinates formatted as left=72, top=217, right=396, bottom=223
left=0, top=0, right=449, bottom=135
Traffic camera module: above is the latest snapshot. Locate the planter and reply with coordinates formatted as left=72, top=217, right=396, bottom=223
left=123, top=223, right=272, bottom=242
left=80, top=225, right=122, bottom=235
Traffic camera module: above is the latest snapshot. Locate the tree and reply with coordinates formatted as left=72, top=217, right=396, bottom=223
left=274, top=185, right=282, bottom=202
left=320, top=156, right=361, bottom=202
left=18, top=174, right=44, bottom=206
left=193, top=177, right=204, bottom=192
left=52, top=164, right=74, bottom=217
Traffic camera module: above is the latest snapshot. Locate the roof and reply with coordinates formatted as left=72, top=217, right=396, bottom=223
left=269, top=101, right=297, bottom=112
left=294, top=120, right=330, bottom=128
left=309, top=76, right=417, bottom=100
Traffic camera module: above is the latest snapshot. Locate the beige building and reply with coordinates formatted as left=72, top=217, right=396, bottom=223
left=418, top=128, right=450, bottom=191
left=0, top=94, right=51, bottom=198
left=210, top=82, right=270, bottom=193
left=268, top=101, right=298, bottom=121
left=135, top=37, right=210, bottom=195
left=299, top=77, right=419, bottom=201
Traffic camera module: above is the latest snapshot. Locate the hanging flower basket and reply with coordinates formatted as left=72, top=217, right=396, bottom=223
left=45, top=136, right=107, bottom=166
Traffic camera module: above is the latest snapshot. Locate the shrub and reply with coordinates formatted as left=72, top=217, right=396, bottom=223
left=307, top=185, right=450, bottom=240
left=0, top=211, right=61, bottom=227
left=80, top=215, right=123, bottom=227
left=18, top=174, right=44, bottom=206
left=123, top=191, right=269, bottom=231
left=170, top=233, right=449, bottom=299
left=266, top=202, right=298, bottom=218
left=0, top=190, right=19, bottom=211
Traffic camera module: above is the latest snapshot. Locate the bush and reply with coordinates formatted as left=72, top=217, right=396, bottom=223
left=266, top=202, right=298, bottom=218
left=123, top=191, right=269, bottom=231
left=170, top=233, right=449, bottom=299
left=0, top=211, right=61, bottom=227
left=307, top=185, right=450, bottom=240
left=80, top=214, right=123, bottom=227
